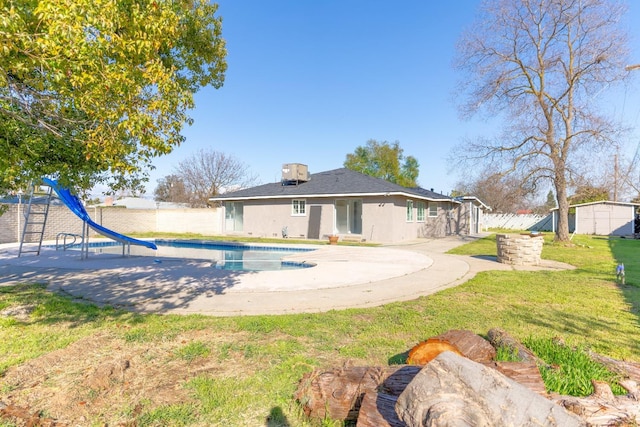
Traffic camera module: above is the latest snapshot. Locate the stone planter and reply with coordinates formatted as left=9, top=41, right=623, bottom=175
left=496, top=233, right=543, bottom=266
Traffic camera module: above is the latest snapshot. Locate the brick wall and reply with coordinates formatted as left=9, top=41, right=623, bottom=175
left=0, top=204, right=222, bottom=244
left=0, top=205, right=19, bottom=243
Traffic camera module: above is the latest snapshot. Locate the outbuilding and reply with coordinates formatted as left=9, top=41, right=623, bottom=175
left=551, top=201, right=640, bottom=236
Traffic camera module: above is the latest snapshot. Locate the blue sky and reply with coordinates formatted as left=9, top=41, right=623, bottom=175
left=145, top=0, right=640, bottom=197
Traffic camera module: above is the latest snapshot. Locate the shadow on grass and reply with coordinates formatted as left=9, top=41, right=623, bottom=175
left=0, top=283, right=134, bottom=327
left=266, top=406, right=291, bottom=427
left=607, top=237, right=640, bottom=324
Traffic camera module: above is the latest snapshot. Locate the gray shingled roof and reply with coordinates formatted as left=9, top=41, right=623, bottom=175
left=210, top=168, right=453, bottom=202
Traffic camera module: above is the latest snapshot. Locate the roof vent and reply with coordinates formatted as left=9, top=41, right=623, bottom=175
left=281, top=163, right=309, bottom=185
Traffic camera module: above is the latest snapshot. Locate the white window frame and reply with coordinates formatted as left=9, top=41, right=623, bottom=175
left=406, top=200, right=414, bottom=222
left=292, top=199, right=306, bottom=216
left=428, top=202, right=438, bottom=217
left=416, top=201, right=426, bottom=222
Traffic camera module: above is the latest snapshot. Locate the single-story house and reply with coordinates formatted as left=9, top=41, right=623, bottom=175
left=210, top=166, right=488, bottom=243
left=457, top=196, right=492, bottom=234
left=551, top=200, right=640, bottom=236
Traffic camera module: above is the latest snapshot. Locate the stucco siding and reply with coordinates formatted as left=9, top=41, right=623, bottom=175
left=217, top=195, right=461, bottom=243
left=420, top=202, right=455, bottom=238
left=238, top=198, right=336, bottom=239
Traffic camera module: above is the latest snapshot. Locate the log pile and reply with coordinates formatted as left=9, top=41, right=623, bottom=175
left=294, top=328, right=640, bottom=426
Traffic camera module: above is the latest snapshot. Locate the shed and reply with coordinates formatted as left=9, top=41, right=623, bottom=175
left=551, top=201, right=640, bottom=236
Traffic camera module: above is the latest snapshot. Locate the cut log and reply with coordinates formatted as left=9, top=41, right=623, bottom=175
left=586, top=350, right=640, bottom=383
left=488, top=327, right=547, bottom=367
left=395, top=351, right=583, bottom=427
left=620, top=379, right=639, bottom=400
left=295, top=361, right=547, bottom=422
left=407, top=330, right=496, bottom=365
left=356, top=391, right=404, bottom=427
left=406, top=338, right=462, bottom=365
left=434, top=329, right=496, bottom=363
left=294, top=365, right=419, bottom=422
left=553, top=379, right=640, bottom=426
left=377, top=365, right=422, bottom=396
left=481, top=361, right=547, bottom=395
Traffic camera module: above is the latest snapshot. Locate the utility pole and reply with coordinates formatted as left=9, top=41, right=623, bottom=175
left=614, top=152, right=618, bottom=202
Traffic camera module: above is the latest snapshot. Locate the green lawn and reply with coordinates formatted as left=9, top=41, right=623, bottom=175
left=1, top=233, right=638, bottom=426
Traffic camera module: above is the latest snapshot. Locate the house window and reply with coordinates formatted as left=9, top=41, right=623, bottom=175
left=406, top=200, right=414, bottom=221
left=417, top=201, right=426, bottom=222
left=428, top=202, right=438, bottom=217
left=292, top=199, right=306, bottom=216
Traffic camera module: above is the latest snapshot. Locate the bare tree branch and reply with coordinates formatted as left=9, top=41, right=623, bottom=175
left=452, top=0, right=629, bottom=241
left=172, top=149, right=258, bottom=208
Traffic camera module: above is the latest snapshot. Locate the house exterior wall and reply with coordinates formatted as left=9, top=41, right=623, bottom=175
left=219, top=196, right=458, bottom=243
left=574, top=203, right=634, bottom=236
left=454, top=201, right=487, bottom=235
left=417, top=201, right=453, bottom=238
left=238, top=198, right=336, bottom=239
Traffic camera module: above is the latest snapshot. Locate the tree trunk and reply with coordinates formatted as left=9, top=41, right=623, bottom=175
left=554, top=163, right=571, bottom=242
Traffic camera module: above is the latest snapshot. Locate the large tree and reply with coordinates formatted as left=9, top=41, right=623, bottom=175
left=454, top=0, right=630, bottom=241
left=454, top=172, right=533, bottom=214
left=172, top=149, right=258, bottom=207
left=154, top=174, right=189, bottom=204
left=0, top=0, right=227, bottom=195
left=344, top=139, right=420, bottom=187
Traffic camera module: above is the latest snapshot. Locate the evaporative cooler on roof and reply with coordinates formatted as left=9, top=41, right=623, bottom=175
left=281, top=163, right=309, bottom=185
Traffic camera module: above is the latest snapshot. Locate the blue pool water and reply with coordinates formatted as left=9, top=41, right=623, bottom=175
left=64, top=239, right=315, bottom=271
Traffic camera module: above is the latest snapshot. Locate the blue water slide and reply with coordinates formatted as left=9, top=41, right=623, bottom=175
left=43, top=178, right=157, bottom=250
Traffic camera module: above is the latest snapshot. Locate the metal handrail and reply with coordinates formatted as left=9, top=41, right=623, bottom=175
left=55, top=232, right=84, bottom=250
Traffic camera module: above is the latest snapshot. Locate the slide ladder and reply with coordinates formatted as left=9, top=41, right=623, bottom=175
left=18, top=183, right=54, bottom=257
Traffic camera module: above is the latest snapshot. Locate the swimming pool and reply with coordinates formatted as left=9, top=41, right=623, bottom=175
left=62, top=239, right=316, bottom=271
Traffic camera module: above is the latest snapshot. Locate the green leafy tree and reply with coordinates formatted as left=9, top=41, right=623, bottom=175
left=0, top=0, right=227, bottom=195
left=568, top=185, right=610, bottom=205
left=453, top=0, right=629, bottom=241
left=344, top=140, right=419, bottom=187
